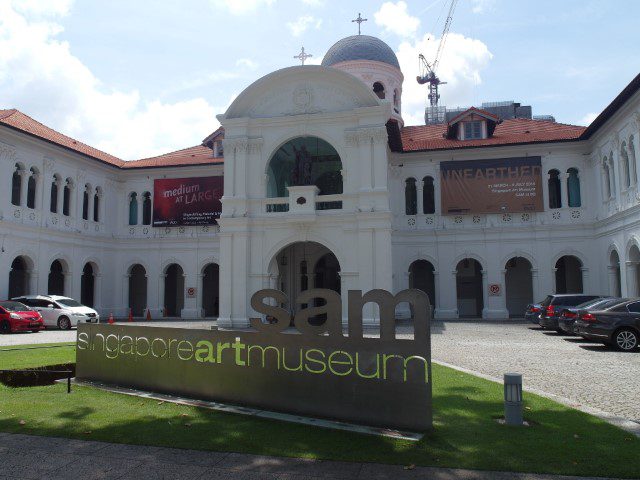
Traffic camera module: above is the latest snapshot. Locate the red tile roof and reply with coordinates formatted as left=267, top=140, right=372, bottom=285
left=124, top=145, right=222, bottom=169
left=0, top=108, right=222, bottom=169
left=401, top=118, right=586, bottom=152
left=0, top=108, right=125, bottom=167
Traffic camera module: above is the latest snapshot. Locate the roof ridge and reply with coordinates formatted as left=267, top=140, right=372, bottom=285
left=0, top=108, right=18, bottom=120
left=132, top=144, right=209, bottom=162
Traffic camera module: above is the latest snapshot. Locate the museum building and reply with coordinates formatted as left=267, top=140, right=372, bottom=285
left=1, top=34, right=640, bottom=325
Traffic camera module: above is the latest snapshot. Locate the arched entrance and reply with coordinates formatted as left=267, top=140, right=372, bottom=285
left=456, top=258, right=483, bottom=317
left=505, top=257, right=533, bottom=317
left=164, top=263, right=184, bottom=317
left=202, top=263, right=220, bottom=317
left=270, top=242, right=341, bottom=323
left=47, top=260, right=66, bottom=296
left=81, top=263, right=96, bottom=307
left=628, top=244, right=640, bottom=296
left=608, top=250, right=622, bottom=297
left=555, top=255, right=583, bottom=293
left=128, top=264, right=147, bottom=316
left=409, top=260, right=435, bottom=309
left=8, top=256, right=31, bottom=299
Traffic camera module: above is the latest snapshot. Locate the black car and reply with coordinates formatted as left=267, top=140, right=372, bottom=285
left=574, top=298, right=640, bottom=351
left=525, top=302, right=544, bottom=323
left=557, top=297, right=619, bottom=334
left=538, top=294, right=605, bottom=331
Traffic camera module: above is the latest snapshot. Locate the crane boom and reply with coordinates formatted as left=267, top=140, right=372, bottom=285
left=416, top=0, right=458, bottom=123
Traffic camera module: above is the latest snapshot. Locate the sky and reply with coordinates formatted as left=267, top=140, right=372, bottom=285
left=0, top=0, right=638, bottom=160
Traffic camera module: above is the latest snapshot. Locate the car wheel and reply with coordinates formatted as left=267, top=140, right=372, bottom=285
left=31, top=330, right=40, bottom=333
left=0, top=320, right=11, bottom=334
left=57, top=316, right=72, bottom=330
left=614, top=328, right=639, bottom=352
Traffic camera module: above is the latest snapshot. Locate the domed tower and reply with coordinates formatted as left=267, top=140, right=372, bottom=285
left=322, top=35, right=404, bottom=126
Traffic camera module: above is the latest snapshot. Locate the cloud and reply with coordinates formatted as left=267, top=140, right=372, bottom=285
left=396, top=32, right=493, bottom=126
left=579, top=112, right=598, bottom=125
left=10, top=0, right=73, bottom=17
left=286, top=15, right=322, bottom=37
left=470, top=0, right=495, bottom=14
left=210, top=0, right=275, bottom=15
left=301, top=0, right=324, bottom=6
left=0, top=2, right=227, bottom=159
left=374, top=1, right=420, bottom=38
left=236, top=58, right=258, bottom=70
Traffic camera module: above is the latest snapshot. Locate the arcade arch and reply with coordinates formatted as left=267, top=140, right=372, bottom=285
left=202, top=263, right=220, bottom=317
left=163, top=263, right=184, bottom=317
left=455, top=258, right=483, bottom=317
left=8, top=256, right=33, bottom=298
left=128, top=264, right=147, bottom=316
left=555, top=255, right=583, bottom=293
left=505, top=257, right=533, bottom=317
left=81, top=262, right=98, bottom=307
left=409, top=260, right=435, bottom=309
left=47, top=259, right=68, bottom=295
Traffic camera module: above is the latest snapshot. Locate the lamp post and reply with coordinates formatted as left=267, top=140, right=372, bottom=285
left=504, top=373, right=523, bottom=425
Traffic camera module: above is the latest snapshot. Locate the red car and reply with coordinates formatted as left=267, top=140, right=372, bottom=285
left=0, top=301, right=44, bottom=333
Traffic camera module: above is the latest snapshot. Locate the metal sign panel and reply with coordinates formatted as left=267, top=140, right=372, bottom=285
left=152, top=176, right=223, bottom=227
left=76, top=288, right=432, bottom=431
left=440, top=156, right=543, bottom=215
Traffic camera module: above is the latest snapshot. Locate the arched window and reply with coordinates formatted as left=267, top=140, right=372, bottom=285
left=548, top=169, right=561, bottom=209
left=373, top=81, right=385, bottom=99
left=62, top=178, right=72, bottom=216
left=609, top=151, right=616, bottom=197
left=129, top=192, right=138, bottom=225
left=629, top=136, right=638, bottom=185
left=266, top=136, right=343, bottom=198
left=50, top=176, right=59, bottom=213
left=93, top=188, right=100, bottom=222
left=26, top=168, right=37, bottom=209
left=11, top=164, right=22, bottom=206
left=422, top=176, right=435, bottom=214
left=405, top=177, right=417, bottom=215
left=82, top=184, right=90, bottom=220
left=621, top=142, right=631, bottom=189
left=142, top=191, right=152, bottom=225
left=602, top=158, right=611, bottom=199
left=567, top=168, right=581, bottom=207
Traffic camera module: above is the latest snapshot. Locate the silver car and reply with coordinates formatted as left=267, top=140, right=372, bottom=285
left=11, top=295, right=99, bottom=329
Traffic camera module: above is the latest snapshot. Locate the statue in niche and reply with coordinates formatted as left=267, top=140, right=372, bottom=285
left=290, top=144, right=313, bottom=186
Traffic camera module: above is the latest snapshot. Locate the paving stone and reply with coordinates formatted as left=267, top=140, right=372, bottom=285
left=0, top=451, right=78, bottom=479
left=0, top=433, right=109, bottom=455
left=94, top=442, right=228, bottom=466
left=43, top=455, right=142, bottom=479
left=116, top=460, right=210, bottom=479
left=218, top=453, right=361, bottom=478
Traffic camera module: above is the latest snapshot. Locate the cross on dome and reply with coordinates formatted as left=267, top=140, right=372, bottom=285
left=293, top=46, right=312, bottom=65
left=352, top=13, right=367, bottom=35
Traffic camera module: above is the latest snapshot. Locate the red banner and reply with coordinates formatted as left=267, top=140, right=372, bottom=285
left=152, top=176, right=223, bottom=226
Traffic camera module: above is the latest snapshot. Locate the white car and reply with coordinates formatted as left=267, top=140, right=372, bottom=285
left=11, top=295, right=99, bottom=330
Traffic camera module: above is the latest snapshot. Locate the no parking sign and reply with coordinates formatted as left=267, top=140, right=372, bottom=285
left=186, top=287, right=196, bottom=298
left=489, top=283, right=502, bottom=296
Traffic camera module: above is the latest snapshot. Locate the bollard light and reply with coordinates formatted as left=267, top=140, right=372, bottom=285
left=503, top=373, right=523, bottom=426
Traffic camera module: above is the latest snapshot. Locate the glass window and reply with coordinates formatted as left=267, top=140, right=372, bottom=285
left=93, top=192, right=100, bottom=222
left=26, top=173, right=36, bottom=209
left=129, top=193, right=138, bottom=225
left=11, top=166, right=21, bottom=206
left=0, top=301, right=32, bottom=312
left=82, top=190, right=89, bottom=220
left=50, top=180, right=58, bottom=213
left=142, top=192, right=151, bottom=225
left=63, top=181, right=71, bottom=216
left=567, top=168, right=581, bottom=207
left=266, top=137, right=342, bottom=198
left=405, top=178, right=417, bottom=215
left=423, top=176, right=435, bottom=214
left=627, top=302, right=640, bottom=313
left=56, top=298, right=82, bottom=307
left=548, top=170, right=561, bottom=209
left=463, top=121, right=483, bottom=139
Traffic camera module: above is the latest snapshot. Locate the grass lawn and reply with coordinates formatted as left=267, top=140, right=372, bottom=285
left=0, top=343, right=638, bottom=478
left=0, top=343, right=75, bottom=369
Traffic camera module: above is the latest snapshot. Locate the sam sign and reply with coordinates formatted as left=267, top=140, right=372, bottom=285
left=76, top=288, right=432, bottom=431
left=153, top=176, right=223, bottom=227
left=441, top=156, right=543, bottom=215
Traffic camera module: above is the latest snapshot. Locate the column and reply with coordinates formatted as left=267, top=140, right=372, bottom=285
left=87, top=189, right=95, bottom=222
left=481, top=269, right=489, bottom=319
left=181, top=273, right=200, bottom=318
left=33, top=173, right=42, bottom=210
left=56, top=180, right=64, bottom=215
left=29, top=271, right=38, bottom=296
left=416, top=181, right=424, bottom=215
left=137, top=195, right=142, bottom=226
left=93, top=273, right=102, bottom=311
left=580, top=267, right=589, bottom=294
left=157, top=273, right=166, bottom=317
left=625, top=261, right=638, bottom=297
left=196, top=273, right=204, bottom=318
left=559, top=171, right=568, bottom=208
left=435, top=269, right=459, bottom=319
left=531, top=269, right=540, bottom=304
left=63, top=272, right=74, bottom=298
left=608, top=266, right=619, bottom=296
left=19, top=170, right=28, bottom=207
left=541, top=170, right=550, bottom=210
left=122, top=274, right=130, bottom=317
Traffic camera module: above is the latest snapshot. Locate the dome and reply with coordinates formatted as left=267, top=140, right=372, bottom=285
left=322, top=35, right=400, bottom=69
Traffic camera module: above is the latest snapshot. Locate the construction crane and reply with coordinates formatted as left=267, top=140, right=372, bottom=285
left=417, top=0, right=458, bottom=124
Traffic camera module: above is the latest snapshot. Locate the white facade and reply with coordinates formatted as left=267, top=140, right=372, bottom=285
left=2, top=37, right=640, bottom=324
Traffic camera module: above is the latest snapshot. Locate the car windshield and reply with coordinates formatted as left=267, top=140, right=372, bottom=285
left=0, top=301, right=32, bottom=312
left=55, top=298, right=83, bottom=308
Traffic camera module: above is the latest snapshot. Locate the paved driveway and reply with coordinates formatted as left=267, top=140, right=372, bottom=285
left=2, top=319, right=638, bottom=426
left=429, top=320, right=640, bottom=424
